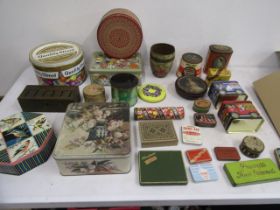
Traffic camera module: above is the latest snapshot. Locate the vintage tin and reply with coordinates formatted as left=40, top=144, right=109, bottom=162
left=203, top=44, right=233, bottom=74
left=29, top=41, right=87, bottom=86
left=214, top=147, right=240, bottom=161
left=53, top=102, right=131, bottom=175
left=97, top=8, right=142, bottom=59
left=186, top=148, right=212, bottom=164
left=274, top=148, right=280, bottom=168
left=175, top=76, right=208, bottom=100
left=189, top=163, right=218, bottom=182
left=193, top=99, right=211, bottom=113
left=181, top=125, right=202, bottom=145
left=176, top=53, right=203, bottom=77
left=240, top=136, right=264, bottom=158
left=134, top=107, right=184, bottom=120
left=89, top=51, right=142, bottom=86
left=205, top=68, right=231, bottom=85
left=0, top=112, right=56, bottom=175
left=194, top=113, right=217, bottom=127
left=208, top=81, right=248, bottom=108
left=83, top=84, right=106, bottom=103
left=137, top=83, right=166, bottom=103
left=218, top=101, right=264, bottom=133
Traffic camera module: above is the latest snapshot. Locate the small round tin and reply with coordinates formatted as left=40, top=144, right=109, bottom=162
left=240, top=136, right=264, bottom=158
left=29, top=41, right=86, bottom=86
left=110, top=73, right=138, bottom=106
left=193, top=99, right=211, bottom=113
left=83, top=84, right=106, bottom=103
left=175, top=76, right=207, bottom=100
left=176, top=53, right=203, bottom=77
left=138, top=83, right=166, bottom=103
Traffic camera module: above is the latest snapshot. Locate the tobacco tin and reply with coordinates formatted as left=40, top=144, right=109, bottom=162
left=214, top=147, right=240, bottom=161
left=194, top=113, right=217, bottom=127
left=186, top=148, right=212, bottom=164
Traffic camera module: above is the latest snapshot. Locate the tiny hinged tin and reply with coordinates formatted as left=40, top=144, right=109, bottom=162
left=0, top=112, right=56, bottom=175
left=53, top=102, right=131, bottom=175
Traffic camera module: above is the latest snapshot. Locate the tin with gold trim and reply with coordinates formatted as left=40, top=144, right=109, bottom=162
left=29, top=41, right=87, bottom=86
left=176, top=53, right=203, bottom=77
left=218, top=101, right=264, bottom=133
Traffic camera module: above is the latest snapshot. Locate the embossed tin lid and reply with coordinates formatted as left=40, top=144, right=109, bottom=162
left=210, top=44, right=233, bottom=54
left=29, top=41, right=83, bottom=70
left=182, top=53, right=203, bottom=64
left=53, top=102, right=131, bottom=160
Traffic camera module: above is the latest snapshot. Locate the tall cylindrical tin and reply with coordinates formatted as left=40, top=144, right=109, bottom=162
left=203, top=44, right=233, bottom=74
left=176, top=53, right=203, bottom=77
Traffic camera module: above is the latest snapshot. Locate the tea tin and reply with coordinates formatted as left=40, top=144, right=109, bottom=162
left=89, top=52, right=142, bottom=86
left=240, top=136, right=264, bottom=158
left=206, top=68, right=231, bottom=85
left=194, top=113, right=217, bottom=127
left=208, top=81, right=248, bottom=108
left=134, top=107, right=184, bottom=120
left=83, top=84, right=106, bottom=103
left=97, top=8, right=142, bottom=59
left=203, top=44, right=233, bottom=74
left=53, top=102, right=131, bottom=175
left=218, top=100, right=264, bottom=133
left=0, top=112, right=56, bottom=175
left=193, top=99, right=211, bottom=113
left=137, top=83, right=166, bottom=103
left=176, top=53, right=203, bottom=77
left=29, top=41, right=86, bottom=86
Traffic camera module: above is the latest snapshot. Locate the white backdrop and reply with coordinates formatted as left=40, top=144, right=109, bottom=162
left=0, top=0, right=280, bottom=96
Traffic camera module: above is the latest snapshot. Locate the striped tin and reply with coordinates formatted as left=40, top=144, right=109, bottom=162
left=0, top=112, right=56, bottom=175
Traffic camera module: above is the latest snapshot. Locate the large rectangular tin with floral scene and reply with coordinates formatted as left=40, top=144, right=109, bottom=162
left=53, top=102, right=131, bottom=175
left=89, top=51, right=142, bottom=86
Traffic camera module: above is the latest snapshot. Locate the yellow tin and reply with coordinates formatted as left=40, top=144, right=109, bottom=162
left=206, top=68, right=231, bottom=85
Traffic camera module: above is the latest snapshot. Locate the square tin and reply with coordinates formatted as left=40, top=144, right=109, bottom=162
left=218, top=100, right=264, bottom=133
left=208, top=81, right=248, bottom=108
left=89, top=51, right=143, bottom=86
left=0, top=112, right=56, bottom=175
left=53, top=102, right=131, bottom=175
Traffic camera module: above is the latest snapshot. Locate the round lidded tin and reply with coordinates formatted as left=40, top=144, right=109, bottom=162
left=138, top=83, right=166, bottom=103
left=193, top=98, right=211, bottom=113
left=176, top=53, right=203, bottom=77
left=83, top=84, right=106, bottom=103
left=240, top=136, right=265, bottom=158
left=203, top=44, right=233, bottom=74
left=175, top=76, right=207, bottom=100
left=29, top=41, right=86, bottom=86
left=110, top=73, right=138, bottom=106
left=97, top=8, right=143, bottom=59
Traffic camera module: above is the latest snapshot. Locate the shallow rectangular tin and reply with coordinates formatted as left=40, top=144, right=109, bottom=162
left=53, top=102, right=131, bottom=175
left=218, top=100, right=264, bottom=133
left=89, top=51, right=143, bottom=86
left=208, top=81, right=248, bottom=109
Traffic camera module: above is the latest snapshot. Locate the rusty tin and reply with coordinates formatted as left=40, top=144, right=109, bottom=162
left=176, top=53, right=203, bottom=77
left=218, top=101, right=264, bottom=133
left=203, top=44, right=233, bottom=74
left=208, top=81, right=248, bottom=109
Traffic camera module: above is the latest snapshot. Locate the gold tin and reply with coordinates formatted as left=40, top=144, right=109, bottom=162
left=29, top=41, right=86, bottom=86
left=83, top=84, right=106, bottom=103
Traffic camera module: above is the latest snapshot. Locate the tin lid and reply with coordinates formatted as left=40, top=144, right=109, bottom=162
left=194, top=99, right=211, bottom=109
left=53, top=103, right=131, bottom=160
left=182, top=53, right=203, bottom=64
left=210, top=45, right=233, bottom=54
left=138, top=83, right=166, bottom=103
left=29, top=41, right=83, bottom=69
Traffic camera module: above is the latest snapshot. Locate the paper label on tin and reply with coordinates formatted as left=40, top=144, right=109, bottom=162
left=61, top=59, right=85, bottom=77
left=35, top=69, right=59, bottom=79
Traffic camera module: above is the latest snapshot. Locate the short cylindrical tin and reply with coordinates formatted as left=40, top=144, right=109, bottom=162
left=203, top=44, right=233, bottom=74
left=137, top=83, right=166, bottom=103
left=193, top=99, right=211, bottom=113
left=134, top=107, right=184, bottom=120
left=176, top=53, right=203, bottom=77
left=83, top=84, right=106, bottom=103
left=240, top=136, right=264, bottom=158
left=110, top=73, right=138, bottom=106
left=29, top=41, right=87, bottom=86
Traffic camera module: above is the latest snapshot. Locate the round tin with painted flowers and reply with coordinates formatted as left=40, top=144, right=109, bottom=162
left=176, top=53, right=203, bottom=77
left=110, top=73, right=138, bottom=106
left=29, top=41, right=86, bottom=86
left=240, top=136, right=265, bottom=158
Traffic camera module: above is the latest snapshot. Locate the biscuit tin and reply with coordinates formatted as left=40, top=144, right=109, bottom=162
left=97, top=8, right=142, bottom=59
left=83, top=84, right=106, bottom=103
left=218, top=100, right=264, bottom=133
left=189, top=163, right=218, bottom=182
left=0, top=112, right=56, bottom=175
left=29, top=41, right=86, bottom=86
left=240, top=136, right=264, bottom=158
left=134, top=107, right=184, bottom=120
left=208, top=81, right=248, bottom=108
left=53, top=102, right=131, bottom=175
left=18, top=85, right=81, bottom=112
left=203, top=44, right=233, bottom=74
left=89, top=52, right=142, bottom=86
left=137, top=83, right=166, bottom=103
left=206, top=68, right=231, bottom=85
left=176, top=53, right=203, bottom=77
left=194, top=113, right=217, bottom=127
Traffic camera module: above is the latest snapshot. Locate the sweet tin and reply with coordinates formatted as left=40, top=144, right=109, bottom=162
left=181, top=125, right=202, bottom=145
left=214, top=147, right=240, bottom=161
left=218, top=101, right=264, bottom=133
left=89, top=52, right=142, bottom=86
left=0, top=112, right=56, bottom=175
left=240, top=136, right=264, bottom=158
left=134, top=107, right=184, bottom=120
left=206, top=68, right=231, bottom=85
left=194, top=113, right=217, bottom=127
left=186, top=148, right=212, bottom=164
left=53, top=102, right=131, bottom=175
left=176, top=53, right=203, bottom=77
left=208, top=81, right=248, bottom=108
left=189, top=163, right=218, bottom=182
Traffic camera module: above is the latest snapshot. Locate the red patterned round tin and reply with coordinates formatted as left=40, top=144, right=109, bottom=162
left=97, top=8, right=143, bottom=59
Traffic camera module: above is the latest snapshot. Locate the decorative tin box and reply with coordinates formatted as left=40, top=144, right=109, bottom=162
left=0, top=112, right=56, bottom=175
left=218, top=100, right=264, bottom=133
left=18, top=85, right=81, bottom=112
left=53, top=102, right=131, bottom=175
left=89, top=51, right=142, bottom=86
left=206, top=68, right=231, bottom=85
left=208, top=81, right=248, bottom=108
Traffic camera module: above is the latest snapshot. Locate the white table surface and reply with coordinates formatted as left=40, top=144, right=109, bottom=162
left=0, top=66, right=280, bottom=209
